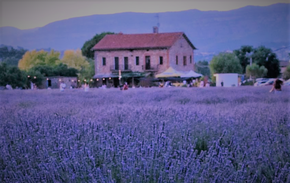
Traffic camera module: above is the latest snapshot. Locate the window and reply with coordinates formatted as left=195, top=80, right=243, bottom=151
left=159, top=56, right=163, bottom=65
left=136, top=56, right=139, bottom=65
left=176, top=56, right=178, bottom=65
left=124, top=57, right=129, bottom=70
left=190, top=55, right=192, bottom=64
left=115, top=57, right=119, bottom=70
left=183, top=56, right=187, bottom=66
left=102, top=57, right=106, bottom=66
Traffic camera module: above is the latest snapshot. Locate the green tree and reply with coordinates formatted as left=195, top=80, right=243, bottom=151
left=246, top=63, right=268, bottom=81
left=194, top=60, right=210, bottom=78
left=0, top=63, right=27, bottom=88
left=31, top=64, right=78, bottom=77
left=61, top=49, right=89, bottom=70
left=0, top=46, right=28, bottom=66
left=78, top=58, right=95, bottom=84
left=81, top=32, right=114, bottom=59
left=25, top=70, right=44, bottom=88
left=252, top=46, right=280, bottom=78
left=282, top=65, right=290, bottom=80
left=209, top=52, right=242, bottom=77
left=233, top=45, right=254, bottom=73
left=18, top=50, right=61, bottom=71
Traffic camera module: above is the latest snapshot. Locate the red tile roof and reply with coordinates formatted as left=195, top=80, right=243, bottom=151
left=92, top=32, right=196, bottom=51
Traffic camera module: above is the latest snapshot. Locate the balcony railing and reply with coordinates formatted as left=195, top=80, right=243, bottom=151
left=110, top=64, right=132, bottom=72
left=142, top=65, right=158, bottom=72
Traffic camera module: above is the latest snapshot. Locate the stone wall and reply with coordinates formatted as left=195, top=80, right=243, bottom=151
left=95, top=49, right=169, bottom=75
left=168, top=35, right=195, bottom=72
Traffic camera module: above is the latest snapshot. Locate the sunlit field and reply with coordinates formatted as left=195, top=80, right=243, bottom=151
left=1, top=86, right=290, bottom=182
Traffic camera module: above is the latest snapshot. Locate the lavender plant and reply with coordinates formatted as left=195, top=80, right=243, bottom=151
left=0, top=86, right=289, bottom=182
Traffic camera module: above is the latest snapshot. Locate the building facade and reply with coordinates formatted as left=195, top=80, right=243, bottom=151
left=39, top=76, right=77, bottom=89
left=92, top=30, right=197, bottom=87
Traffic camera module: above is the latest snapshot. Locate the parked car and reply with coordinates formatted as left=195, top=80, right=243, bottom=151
left=260, top=79, right=276, bottom=86
left=254, top=80, right=268, bottom=86
left=284, top=79, right=290, bottom=86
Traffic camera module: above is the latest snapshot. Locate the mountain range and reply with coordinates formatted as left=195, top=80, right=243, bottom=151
left=0, top=3, right=289, bottom=61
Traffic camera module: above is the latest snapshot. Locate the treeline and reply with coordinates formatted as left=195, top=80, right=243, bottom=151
left=195, top=45, right=290, bottom=81
left=0, top=46, right=28, bottom=66
left=0, top=32, right=114, bottom=89
left=0, top=49, right=94, bottom=89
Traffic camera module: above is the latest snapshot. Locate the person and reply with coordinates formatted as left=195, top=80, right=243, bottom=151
left=221, top=81, right=224, bottom=87
left=199, top=81, right=204, bottom=88
left=269, top=79, right=283, bottom=93
left=84, top=83, right=89, bottom=92
left=60, top=81, right=66, bottom=92
left=123, top=82, right=128, bottom=90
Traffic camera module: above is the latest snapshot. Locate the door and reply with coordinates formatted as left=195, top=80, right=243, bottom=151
left=115, top=57, right=119, bottom=70
left=124, top=57, right=129, bottom=70
left=145, top=56, right=150, bottom=70
left=47, top=79, right=52, bottom=87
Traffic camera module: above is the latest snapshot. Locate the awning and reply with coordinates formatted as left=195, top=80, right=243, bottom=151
left=180, top=70, right=203, bottom=78
left=156, top=67, right=185, bottom=78
left=121, top=72, right=150, bottom=78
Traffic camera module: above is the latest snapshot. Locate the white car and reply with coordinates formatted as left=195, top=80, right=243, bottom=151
left=285, top=79, right=290, bottom=86
left=254, top=80, right=267, bottom=86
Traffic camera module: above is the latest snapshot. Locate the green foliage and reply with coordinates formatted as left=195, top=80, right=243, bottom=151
left=252, top=46, right=280, bottom=78
left=25, top=70, right=44, bottom=88
left=31, top=64, right=78, bottom=77
left=233, top=45, right=254, bottom=73
left=246, top=63, right=268, bottom=80
left=241, top=80, right=254, bottom=86
left=0, top=63, right=27, bottom=88
left=81, top=32, right=114, bottom=59
left=209, top=52, right=242, bottom=77
left=78, top=58, right=95, bottom=84
left=282, top=65, right=290, bottom=80
left=194, top=60, right=210, bottom=78
left=0, top=46, right=28, bottom=66
left=61, top=50, right=89, bottom=70
left=18, top=50, right=61, bottom=71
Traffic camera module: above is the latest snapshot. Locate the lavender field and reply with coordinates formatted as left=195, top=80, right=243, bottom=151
left=1, top=86, right=290, bottom=182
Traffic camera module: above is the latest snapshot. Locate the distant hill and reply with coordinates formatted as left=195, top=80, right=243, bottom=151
left=0, top=3, right=289, bottom=61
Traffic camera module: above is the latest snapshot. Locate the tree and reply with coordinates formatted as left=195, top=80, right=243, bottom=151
left=18, top=50, right=61, bottom=71
left=81, top=32, right=114, bottom=59
left=31, top=64, right=78, bottom=77
left=0, top=46, right=28, bottom=66
left=25, top=70, right=44, bottom=88
left=233, top=45, right=254, bottom=73
left=252, top=46, right=280, bottom=78
left=194, top=60, right=210, bottom=77
left=209, top=52, right=242, bottom=77
left=246, top=63, right=268, bottom=81
left=282, top=65, right=290, bottom=80
left=61, top=49, right=89, bottom=70
left=0, top=63, right=27, bottom=88
left=78, top=58, right=95, bottom=84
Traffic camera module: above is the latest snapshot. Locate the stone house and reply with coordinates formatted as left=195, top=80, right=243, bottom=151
left=92, top=29, right=197, bottom=87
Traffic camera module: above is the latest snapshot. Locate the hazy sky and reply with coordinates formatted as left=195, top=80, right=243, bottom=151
left=0, top=0, right=289, bottom=30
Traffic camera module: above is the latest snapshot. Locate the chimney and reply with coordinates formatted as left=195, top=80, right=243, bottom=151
left=153, top=26, right=158, bottom=33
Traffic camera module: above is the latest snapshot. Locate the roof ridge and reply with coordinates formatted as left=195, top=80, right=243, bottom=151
left=107, top=32, right=184, bottom=36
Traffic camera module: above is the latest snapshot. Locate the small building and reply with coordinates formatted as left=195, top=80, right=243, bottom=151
left=214, top=73, right=239, bottom=87
left=91, top=28, right=197, bottom=87
left=40, top=76, right=77, bottom=89
left=280, top=60, right=290, bottom=74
